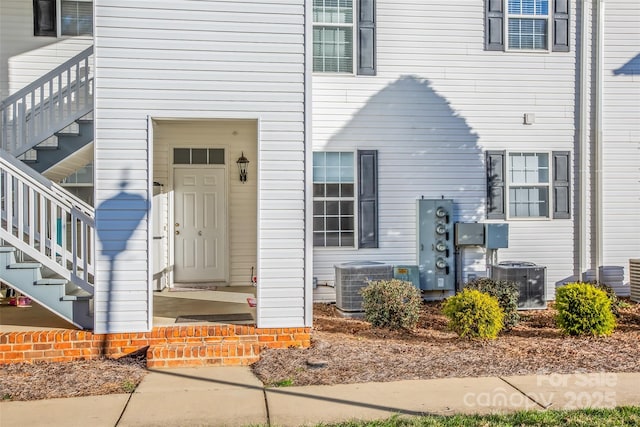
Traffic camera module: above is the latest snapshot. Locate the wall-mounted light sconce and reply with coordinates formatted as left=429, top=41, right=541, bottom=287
left=237, top=152, right=249, bottom=183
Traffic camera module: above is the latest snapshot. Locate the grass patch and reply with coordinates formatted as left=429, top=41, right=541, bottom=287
left=269, top=378, right=294, bottom=388
left=314, top=406, right=640, bottom=426
left=121, top=380, right=137, bottom=393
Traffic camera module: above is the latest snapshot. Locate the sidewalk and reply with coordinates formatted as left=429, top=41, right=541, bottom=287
left=2, top=367, right=639, bottom=427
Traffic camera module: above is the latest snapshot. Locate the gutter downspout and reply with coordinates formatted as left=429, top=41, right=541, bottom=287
left=594, top=0, right=604, bottom=283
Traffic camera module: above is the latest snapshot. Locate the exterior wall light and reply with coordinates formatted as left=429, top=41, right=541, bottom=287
left=237, top=152, right=249, bottom=183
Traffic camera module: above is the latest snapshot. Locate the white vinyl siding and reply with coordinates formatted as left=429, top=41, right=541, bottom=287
left=94, top=0, right=306, bottom=332
left=601, top=1, right=640, bottom=284
left=312, top=0, right=577, bottom=296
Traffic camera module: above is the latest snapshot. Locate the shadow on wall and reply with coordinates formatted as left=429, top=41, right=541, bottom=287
left=96, top=178, right=149, bottom=335
left=322, top=75, right=485, bottom=231
left=613, top=54, right=640, bottom=75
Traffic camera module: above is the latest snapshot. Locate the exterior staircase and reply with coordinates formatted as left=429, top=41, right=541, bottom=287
left=0, top=46, right=95, bottom=329
left=0, top=247, right=92, bottom=329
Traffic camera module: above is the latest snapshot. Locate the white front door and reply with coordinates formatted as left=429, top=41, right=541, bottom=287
left=174, top=167, right=226, bottom=282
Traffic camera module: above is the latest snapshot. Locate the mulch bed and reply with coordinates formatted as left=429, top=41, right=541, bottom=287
left=251, top=300, right=640, bottom=387
left=2, top=300, right=639, bottom=400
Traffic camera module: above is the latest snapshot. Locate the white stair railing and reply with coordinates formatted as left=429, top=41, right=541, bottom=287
left=0, top=150, right=94, bottom=293
left=0, top=46, right=94, bottom=157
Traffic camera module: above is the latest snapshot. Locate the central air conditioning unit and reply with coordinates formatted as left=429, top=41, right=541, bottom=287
left=334, top=262, right=393, bottom=313
left=491, top=261, right=547, bottom=309
left=631, top=259, right=640, bottom=303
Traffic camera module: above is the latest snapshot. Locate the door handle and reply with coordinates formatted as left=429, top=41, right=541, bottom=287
left=198, top=231, right=202, bottom=236
left=175, top=230, right=180, bottom=235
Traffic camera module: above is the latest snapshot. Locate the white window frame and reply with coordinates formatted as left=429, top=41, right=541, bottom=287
left=506, top=151, right=552, bottom=220
left=505, top=0, right=552, bottom=52
left=312, top=151, right=357, bottom=248
left=312, top=0, right=356, bottom=74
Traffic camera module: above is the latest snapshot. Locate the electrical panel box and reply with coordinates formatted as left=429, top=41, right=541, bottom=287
left=393, top=265, right=420, bottom=289
left=485, top=223, right=509, bottom=249
left=454, top=222, right=485, bottom=246
left=417, top=199, right=455, bottom=292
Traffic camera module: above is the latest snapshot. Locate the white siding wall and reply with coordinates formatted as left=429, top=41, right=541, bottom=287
left=0, top=0, right=92, bottom=99
left=313, top=0, right=579, bottom=298
left=94, top=0, right=306, bottom=332
left=601, top=1, right=640, bottom=281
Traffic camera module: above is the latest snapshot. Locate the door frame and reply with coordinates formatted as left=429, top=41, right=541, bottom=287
left=168, top=147, right=230, bottom=285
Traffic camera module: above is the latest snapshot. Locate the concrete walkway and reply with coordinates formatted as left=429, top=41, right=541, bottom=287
left=2, top=368, right=639, bottom=427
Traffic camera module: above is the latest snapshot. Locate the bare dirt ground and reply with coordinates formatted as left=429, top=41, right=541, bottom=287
left=2, top=300, right=639, bottom=400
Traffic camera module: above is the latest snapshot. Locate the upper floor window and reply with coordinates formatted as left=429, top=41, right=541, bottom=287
left=313, top=0, right=377, bottom=75
left=507, top=0, right=549, bottom=50
left=486, top=0, right=569, bottom=52
left=34, top=0, right=93, bottom=37
left=313, top=0, right=354, bottom=73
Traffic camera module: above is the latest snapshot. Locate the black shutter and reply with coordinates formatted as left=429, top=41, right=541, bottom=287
left=552, top=151, right=570, bottom=219
left=485, top=0, right=504, bottom=51
left=33, top=0, right=57, bottom=37
left=358, top=150, right=378, bottom=248
left=486, top=151, right=506, bottom=219
left=357, top=0, right=376, bottom=75
left=552, top=0, right=570, bottom=52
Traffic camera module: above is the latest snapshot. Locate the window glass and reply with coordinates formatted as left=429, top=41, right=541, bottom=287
left=174, top=148, right=191, bottom=164
left=508, top=152, right=550, bottom=218
left=61, top=1, right=93, bottom=36
left=313, top=0, right=354, bottom=73
left=507, top=0, right=549, bottom=50
left=173, top=148, right=225, bottom=165
left=208, top=149, right=225, bottom=164
left=313, top=152, right=356, bottom=247
left=192, top=149, right=208, bottom=164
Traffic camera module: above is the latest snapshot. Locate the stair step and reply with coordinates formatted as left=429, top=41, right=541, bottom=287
left=8, top=262, right=41, bottom=269
left=0, top=247, right=16, bottom=253
left=75, top=118, right=93, bottom=125
left=61, top=294, right=92, bottom=301
left=34, top=145, right=61, bottom=151
left=35, top=278, right=68, bottom=286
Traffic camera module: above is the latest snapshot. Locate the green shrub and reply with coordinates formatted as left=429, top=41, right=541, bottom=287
left=465, top=277, right=520, bottom=330
left=586, top=282, right=626, bottom=317
left=360, top=279, right=422, bottom=330
left=555, top=282, right=616, bottom=336
left=442, top=289, right=504, bottom=339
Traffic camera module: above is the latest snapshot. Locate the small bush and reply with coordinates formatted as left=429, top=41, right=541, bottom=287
left=584, top=282, right=626, bottom=317
left=555, top=282, right=616, bottom=336
left=465, top=277, right=520, bottom=330
left=360, top=279, right=422, bottom=330
left=442, top=289, right=504, bottom=339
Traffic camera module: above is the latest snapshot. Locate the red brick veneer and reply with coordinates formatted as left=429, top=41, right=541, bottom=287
left=0, top=325, right=311, bottom=368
